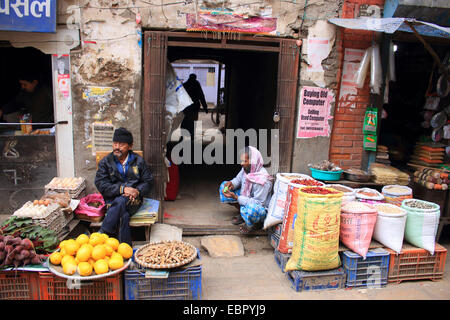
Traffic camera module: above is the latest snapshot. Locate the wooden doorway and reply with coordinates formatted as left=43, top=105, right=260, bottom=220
left=142, top=31, right=300, bottom=223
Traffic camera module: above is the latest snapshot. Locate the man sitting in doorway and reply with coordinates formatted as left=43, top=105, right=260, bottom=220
left=219, top=146, right=273, bottom=234
left=0, top=71, right=54, bottom=128
left=95, top=127, right=153, bottom=245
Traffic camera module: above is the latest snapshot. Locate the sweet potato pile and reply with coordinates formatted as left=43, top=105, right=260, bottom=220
left=136, top=241, right=194, bottom=266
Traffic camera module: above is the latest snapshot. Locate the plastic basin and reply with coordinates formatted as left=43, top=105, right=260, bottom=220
left=310, top=168, right=343, bottom=181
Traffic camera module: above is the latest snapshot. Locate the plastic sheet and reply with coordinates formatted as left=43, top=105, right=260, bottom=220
left=388, top=41, right=396, bottom=82
left=370, top=44, right=382, bottom=94
left=356, top=47, right=372, bottom=88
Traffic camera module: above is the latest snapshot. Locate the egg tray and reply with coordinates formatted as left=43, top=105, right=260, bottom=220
left=45, top=178, right=86, bottom=197
left=13, top=202, right=61, bottom=220
left=35, top=209, right=72, bottom=235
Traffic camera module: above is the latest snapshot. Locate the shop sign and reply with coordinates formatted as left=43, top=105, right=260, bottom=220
left=296, top=86, right=333, bottom=139
left=0, top=0, right=56, bottom=33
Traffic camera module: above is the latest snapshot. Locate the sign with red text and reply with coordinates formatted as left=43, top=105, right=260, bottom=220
left=297, top=86, right=333, bottom=139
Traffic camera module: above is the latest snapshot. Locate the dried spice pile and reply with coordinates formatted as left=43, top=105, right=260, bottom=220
left=136, top=241, right=195, bottom=266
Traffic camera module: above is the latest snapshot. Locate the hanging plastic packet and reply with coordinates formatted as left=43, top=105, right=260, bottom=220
left=363, top=134, right=377, bottom=151
left=363, top=107, right=378, bottom=135
left=356, top=47, right=372, bottom=89
left=388, top=41, right=396, bottom=82
left=370, top=43, right=382, bottom=94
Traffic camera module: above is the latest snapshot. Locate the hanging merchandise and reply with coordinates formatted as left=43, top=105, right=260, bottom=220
left=423, top=96, right=440, bottom=111
left=356, top=47, right=372, bottom=88
left=388, top=41, right=396, bottom=82
left=363, top=107, right=378, bottom=135
left=370, top=43, right=382, bottom=94
left=430, top=111, right=447, bottom=128
left=436, top=74, right=450, bottom=98
left=432, top=127, right=444, bottom=142
left=363, top=134, right=377, bottom=151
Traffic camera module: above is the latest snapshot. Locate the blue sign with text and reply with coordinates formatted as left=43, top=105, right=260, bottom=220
left=0, top=0, right=56, bottom=33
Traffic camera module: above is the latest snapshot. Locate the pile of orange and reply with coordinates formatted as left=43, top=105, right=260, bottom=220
left=49, top=232, right=133, bottom=276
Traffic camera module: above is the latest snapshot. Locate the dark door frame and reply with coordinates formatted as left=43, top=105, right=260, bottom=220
left=143, top=31, right=300, bottom=222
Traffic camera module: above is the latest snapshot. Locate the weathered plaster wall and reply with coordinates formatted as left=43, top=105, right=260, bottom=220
left=292, top=18, right=343, bottom=174
left=68, top=0, right=142, bottom=193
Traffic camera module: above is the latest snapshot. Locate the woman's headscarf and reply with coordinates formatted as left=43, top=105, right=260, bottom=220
left=241, top=146, right=273, bottom=197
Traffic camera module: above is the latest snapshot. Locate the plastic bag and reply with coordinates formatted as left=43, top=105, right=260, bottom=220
left=356, top=47, right=372, bottom=88
left=74, top=193, right=106, bottom=217
left=363, top=107, right=378, bottom=135
left=370, top=44, right=382, bottom=94
left=388, top=41, right=396, bottom=82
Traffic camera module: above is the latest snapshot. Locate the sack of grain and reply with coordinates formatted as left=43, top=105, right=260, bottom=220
left=401, top=199, right=440, bottom=255
left=277, top=185, right=299, bottom=254
left=382, top=185, right=413, bottom=207
left=340, top=201, right=378, bottom=259
left=355, top=188, right=385, bottom=204
left=263, top=173, right=316, bottom=230
left=324, top=184, right=356, bottom=205
left=372, top=203, right=407, bottom=253
left=286, top=187, right=343, bottom=271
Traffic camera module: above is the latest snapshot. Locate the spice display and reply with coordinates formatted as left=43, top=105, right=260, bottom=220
left=300, top=187, right=339, bottom=195
left=328, top=185, right=352, bottom=193
left=404, top=200, right=436, bottom=210
left=308, top=160, right=342, bottom=172
left=136, top=241, right=195, bottom=266
left=357, top=190, right=378, bottom=197
left=341, top=201, right=376, bottom=213
left=373, top=204, right=405, bottom=214
left=383, top=186, right=411, bottom=194
left=290, top=179, right=323, bottom=186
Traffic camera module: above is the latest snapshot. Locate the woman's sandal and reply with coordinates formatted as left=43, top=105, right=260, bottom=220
left=239, top=224, right=255, bottom=234
left=231, top=215, right=244, bottom=225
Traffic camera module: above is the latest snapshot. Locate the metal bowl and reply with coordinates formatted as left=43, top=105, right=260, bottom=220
left=344, top=170, right=373, bottom=182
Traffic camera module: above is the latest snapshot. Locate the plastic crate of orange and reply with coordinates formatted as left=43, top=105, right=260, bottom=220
left=38, top=272, right=122, bottom=300
left=0, top=271, right=40, bottom=300
left=386, top=243, right=447, bottom=284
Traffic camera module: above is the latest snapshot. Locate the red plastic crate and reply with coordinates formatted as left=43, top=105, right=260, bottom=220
left=38, top=272, right=122, bottom=300
left=0, top=271, right=40, bottom=300
left=386, top=243, right=447, bottom=284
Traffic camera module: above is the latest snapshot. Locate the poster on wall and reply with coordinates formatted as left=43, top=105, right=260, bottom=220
left=296, top=86, right=333, bottom=139
left=307, top=37, right=330, bottom=73
left=338, top=48, right=365, bottom=110
left=92, top=122, right=114, bottom=155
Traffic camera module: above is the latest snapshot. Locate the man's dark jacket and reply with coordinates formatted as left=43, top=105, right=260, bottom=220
left=95, top=150, right=153, bottom=204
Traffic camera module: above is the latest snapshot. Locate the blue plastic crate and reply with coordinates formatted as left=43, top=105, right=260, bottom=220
left=342, top=248, right=390, bottom=288
left=271, top=223, right=282, bottom=237
left=274, top=249, right=291, bottom=273
left=286, top=267, right=346, bottom=292
left=268, top=232, right=280, bottom=249
left=124, top=249, right=202, bottom=300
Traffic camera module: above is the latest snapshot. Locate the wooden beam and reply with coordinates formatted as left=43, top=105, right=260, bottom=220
left=405, top=21, right=450, bottom=82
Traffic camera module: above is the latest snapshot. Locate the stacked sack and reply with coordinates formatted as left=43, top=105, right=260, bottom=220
left=355, top=188, right=385, bottom=204
left=372, top=203, right=407, bottom=253
left=286, top=186, right=343, bottom=271
left=264, top=173, right=321, bottom=230
left=277, top=178, right=325, bottom=254
left=382, top=185, right=413, bottom=207
left=339, top=201, right=378, bottom=258
left=402, top=199, right=441, bottom=255
left=324, top=184, right=356, bottom=205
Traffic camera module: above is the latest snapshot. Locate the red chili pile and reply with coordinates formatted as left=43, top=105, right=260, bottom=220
left=301, top=187, right=338, bottom=195
left=291, top=179, right=323, bottom=186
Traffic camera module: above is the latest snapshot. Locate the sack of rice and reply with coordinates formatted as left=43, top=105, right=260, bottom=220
left=324, top=184, right=356, bottom=205
left=340, top=201, right=378, bottom=259
left=382, top=185, right=412, bottom=207
left=372, top=203, right=407, bottom=253
left=263, top=173, right=318, bottom=229
left=286, top=187, right=343, bottom=271
left=401, top=199, right=440, bottom=255
left=355, top=188, right=385, bottom=204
